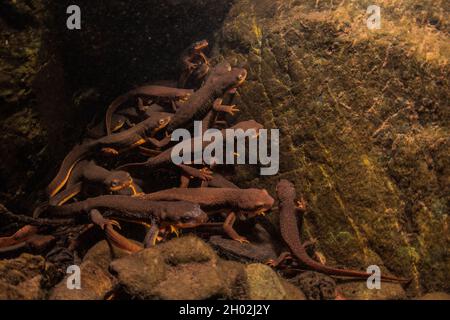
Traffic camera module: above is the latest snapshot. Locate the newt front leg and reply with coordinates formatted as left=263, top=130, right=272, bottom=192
left=143, top=223, right=160, bottom=248
left=213, top=98, right=240, bottom=116
left=223, top=212, right=249, bottom=244
left=89, top=209, right=141, bottom=253
left=177, top=165, right=213, bottom=181
left=146, top=135, right=172, bottom=149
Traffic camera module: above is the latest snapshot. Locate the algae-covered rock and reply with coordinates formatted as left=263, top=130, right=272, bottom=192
left=337, top=281, right=406, bottom=300
left=109, top=236, right=240, bottom=300
left=213, top=0, right=450, bottom=294
left=109, top=247, right=166, bottom=299
left=0, top=0, right=49, bottom=209
left=108, top=236, right=303, bottom=300
left=0, top=253, right=45, bottom=285
left=152, top=262, right=225, bottom=300
left=50, top=260, right=115, bottom=300
left=416, top=292, right=450, bottom=300
left=0, top=253, right=46, bottom=300
left=50, top=241, right=116, bottom=300
left=82, top=240, right=115, bottom=269
left=294, top=271, right=336, bottom=300
left=158, top=235, right=218, bottom=265
left=245, top=263, right=306, bottom=300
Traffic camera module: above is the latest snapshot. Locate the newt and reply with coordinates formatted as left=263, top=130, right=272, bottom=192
left=89, top=209, right=143, bottom=253
left=105, top=86, right=193, bottom=135
left=67, top=160, right=141, bottom=195
left=182, top=62, right=211, bottom=89
left=46, top=112, right=172, bottom=197
left=46, top=160, right=142, bottom=208
left=179, top=40, right=209, bottom=74
left=137, top=187, right=274, bottom=242
left=87, top=114, right=129, bottom=139
left=116, top=100, right=168, bottom=121
left=0, top=225, right=39, bottom=249
left=178, top=40, right=210, bottom=88
left=118, top=120, right=263, bottom=183
left=46, top=195, right=208, bottom=227
left=46, top=195, right=208, bottom=248
left=0, top=233, right=55, bottom=255
left=201, top=172, right=239, bottom=189
left=276, top=179, right=409, bottom=283
left=166, top=62, right=247, bottom=133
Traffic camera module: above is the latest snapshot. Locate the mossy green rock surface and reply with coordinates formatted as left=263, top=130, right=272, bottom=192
left=213, top=0, right=449, bottom=294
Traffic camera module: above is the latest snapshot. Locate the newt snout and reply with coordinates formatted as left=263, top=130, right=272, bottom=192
left=106, top=171, right=134, bottom=192
left=221, top=68, right=247, bottom=95
left=151, top=115, right=172, bottom=136
left=238, top=188, right=275, bottom=218
left=160, top=202, right=208, bottom=229
left=193, top=39, right=209, bottom=52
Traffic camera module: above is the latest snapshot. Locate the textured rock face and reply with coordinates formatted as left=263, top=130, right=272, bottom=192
left=50, top=241, right=116, bottom=300
left=212, top=0, right=449, bottom=294
left=0, top=253, right=46, bottom=299
left=245, top=264, right=306, bottom=300
left=337, top=281, right=406, bottom=300
left=109, top=236, right=304, bottom=300
left=0, top=0, right=49, bottom=210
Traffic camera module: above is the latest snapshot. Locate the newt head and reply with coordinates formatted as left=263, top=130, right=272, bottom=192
left=208, top=67, right=247, bottom=96
left=159, top=202, right=208, bottom=229
left=105, top=171, right=133, bottom=192
left=237, top=188, right=275, bottom=218
left=192, top=39, right=209, bottom=52
left=149, top=112, right=173, bottom=136
left=276, top=179, right=296, bottom=202
left=230, top=120, right=264, bottom=138
left=192, top=62, right=210, bottom=80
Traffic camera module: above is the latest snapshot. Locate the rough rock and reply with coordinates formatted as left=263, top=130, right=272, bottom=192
left=0, top=253, right=45, bottom=285
left=0, top=0, right=49, bottom=210
left=416, top=292, right=450, bottom=300
left=109, top=246, right=166, bottom=299
left=212, top=0, right=450, bottom=294
left=245, top=263, right=305, bottom=300
left=0, top=253, right=46, bottom=300
left=83, top=239, right=117, bottom=269
left=50, top=241, right=116, bottom=300
left=337, top=281, right=406, bottom=300
left=294, top=271, right=336, bottom=300
left=158, top=235, right=218, bottom=265
left=110, top=236, right=304, bottom=300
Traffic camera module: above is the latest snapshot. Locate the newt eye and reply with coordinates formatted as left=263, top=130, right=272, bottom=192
left=237, top=74, right=244, bottom=80
left=180, top=216, right=191, bottom=223
left=159, top=119, right=166, bottom=125
left=110, top=180, right=119, bottom=187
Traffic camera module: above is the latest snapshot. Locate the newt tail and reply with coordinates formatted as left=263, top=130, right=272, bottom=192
left=276, top=179, right=410, bottom=283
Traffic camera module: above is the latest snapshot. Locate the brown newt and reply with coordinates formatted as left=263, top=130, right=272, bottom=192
left=137, top=187, right=274, bottom=242
left=105, top=86, right=193, bottom=135
left=46, top=160, right=142, bottom=209
left=166, top=62, right=247, bottom=133
left=118, top=120, right=263, bottom=183
left=46, top=112, right=171, bottom=197
left=46, top=195, right=208, bottom=233
left=178, top=39, right=210, bottom=88
left=276, top=179, right=409, bottom=283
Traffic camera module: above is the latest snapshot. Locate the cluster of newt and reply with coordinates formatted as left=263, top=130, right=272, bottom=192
left=0, top=40, right=408, bottom=286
